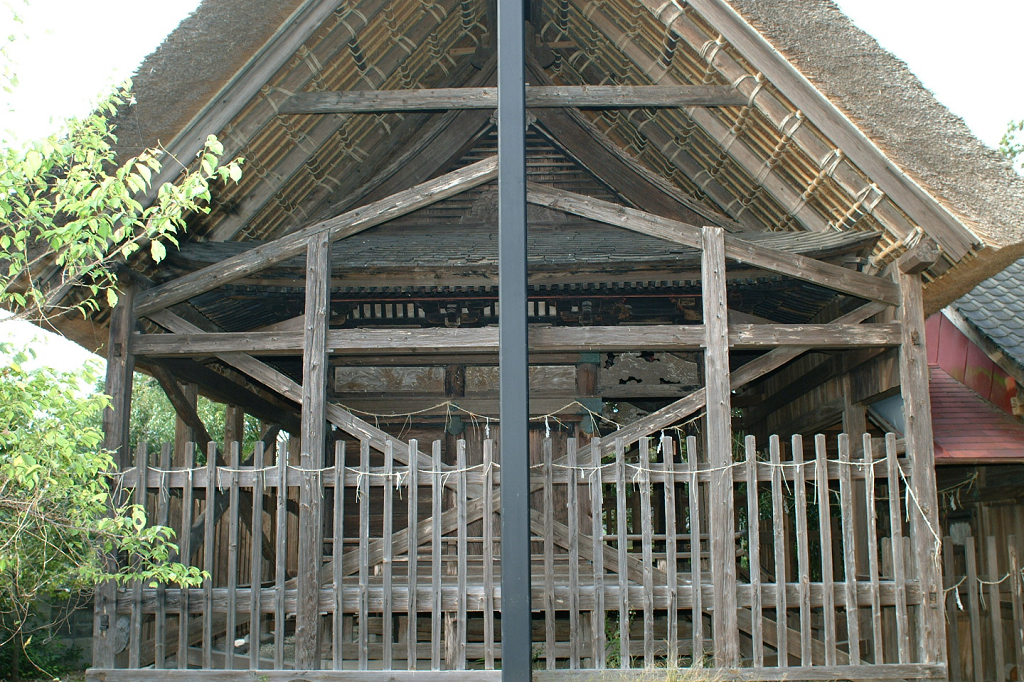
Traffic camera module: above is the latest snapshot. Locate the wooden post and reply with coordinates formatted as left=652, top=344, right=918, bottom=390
left=224, top=404, right=245, bottom=446
left=896, top=265, right=946, bottom=664
left=296, top=233, right=331, bottom=669
left=173, top=383, right=198, bottom=466
left=94, top=280, right=137, bottom=669
left=701, top=226, right=738, bottom=665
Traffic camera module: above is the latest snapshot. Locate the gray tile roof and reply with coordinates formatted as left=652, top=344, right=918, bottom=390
left=954, top=257, right=1024, bottom=370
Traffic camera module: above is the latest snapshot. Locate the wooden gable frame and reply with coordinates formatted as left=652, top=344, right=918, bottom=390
left=84, top=0, right=1000, bottom=676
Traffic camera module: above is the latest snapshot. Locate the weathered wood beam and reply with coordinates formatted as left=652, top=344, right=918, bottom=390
left=574, top=302, right=887, bottom=463
left=94, top=280, right=137, bottom=670
left=896, top=239, right=940, bottom=275
left=131, top=323, right=903, bottom=357
left=279, top=85, right=746, bottom=114
left=134, top=156, right=499, bottom=316
left=741, top=347, right=889, bottom=428
left=142, top=358, right=301, bottom=433
left=896, top=269, right=946, bottom=662
left=144, top=311, right=458, bottom=490
left=702, top=226, right=739, bottom=665
left=149, top=365, right=216, bottom=448
left=295, top=234, right=329, bottom=668
left=527, top=182, right=901, bottom=305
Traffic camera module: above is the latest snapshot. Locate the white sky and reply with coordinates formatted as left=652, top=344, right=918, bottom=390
left=1, top=0, right=1022, bottom=369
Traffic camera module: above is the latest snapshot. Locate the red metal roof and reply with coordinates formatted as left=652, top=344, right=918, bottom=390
left=931, top=365, right=1024, bottom=464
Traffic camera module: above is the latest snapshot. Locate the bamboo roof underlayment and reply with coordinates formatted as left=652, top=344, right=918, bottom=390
left=34, top=0, right=1024, bottom=354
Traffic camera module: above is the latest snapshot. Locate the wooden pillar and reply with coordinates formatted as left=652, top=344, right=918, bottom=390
left=896, top=265, right=946, bottom=664
left=445, top=364, right=466, bottom=439
left=701, top=226, right=738, bottom=665
left=224, top=404, right=245, bottom=446
left=173, top=382, right=198, bottom=465
left=94, top=280, right=137, bottom=669
left=576, top=353, right=600, bottom=435
left=296, top=233, right=331, bottom=669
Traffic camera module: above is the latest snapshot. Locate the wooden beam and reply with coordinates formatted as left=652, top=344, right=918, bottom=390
left=574, top=302, right=886, bottom=462
left=143, top=358, right=301, bottom=433
left=295, top=234, right=330, bottom=668
left=279, top=85, right=747, bottom=114
left=134, top=156, right=499, bottom=316
left=702, top=226, right=739, bottom=665
left=741, top=347, right=889, bottom=428
left=896, top=269, right=946, bottom=662
left=131, top=323, right=903, bottom=357
left=144, top=310, right=451, bottom=485
left=527, top=182, right=900, bottom=305
left=897, top=239, right=941, bottom=275
left=94, top=280, right=137, bottom=670
left=150, top=366, right=215, bottom=447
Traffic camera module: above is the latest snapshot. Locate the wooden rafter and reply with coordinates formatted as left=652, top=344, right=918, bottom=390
left=567, top=0, right=832, bottom=233
left=134, top=156, right=499, bottom=316
left=527, top=182, right=899, bottom=305
left=298, top=55, right=498, bottom=226
left=673, top=0, right=976, bottom=258
left=206, top=48, right=489, bottom=242
left=278, top=84, right=746, bottom=114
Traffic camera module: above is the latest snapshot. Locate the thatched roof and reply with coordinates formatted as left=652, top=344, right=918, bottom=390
left=50, top=0, right=1024, bottom=351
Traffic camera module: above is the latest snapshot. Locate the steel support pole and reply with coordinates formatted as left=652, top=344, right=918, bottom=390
left=497, top=0, right=531, bottom=680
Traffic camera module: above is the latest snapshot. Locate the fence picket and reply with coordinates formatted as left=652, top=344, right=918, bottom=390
left=769, top=435, right=787, bottom=668
left=987, top=536, right=1006, bottom=682
left=663, top=436, right=679, bottom=666
left=885, top=433, right=910, bottom=661
left=225, top=441, right=240, bottom=670
left=332, top=441, right=345, bottom=671
left=589, top=436, right=606, bottom=668
left=837, top=435, right=860, bottom=665
left=273, top=439, right=287, bottom=669
left=745, top=435, right=763, bottom=667
left=688, top=435, right=703, bottom=663
left=566, top=438, right=580, bottom=669
left=792, top=435, right=811, bottom=666
left=178, top=442, right=195, bottom=669
left=407, top=440, right=419, bottom=670
left=815, top=435, right=837, bottom=666
left=155, top=443, right=171, bottom=669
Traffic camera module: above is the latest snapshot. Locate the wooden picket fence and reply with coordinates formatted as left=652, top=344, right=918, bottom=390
left=944, top=533, right=1024, bottom=682
left=110, top=431, right=944, bottom=679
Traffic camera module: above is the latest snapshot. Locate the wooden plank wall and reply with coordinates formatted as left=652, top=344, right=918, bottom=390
left=112, top=432, right=945, bottom=678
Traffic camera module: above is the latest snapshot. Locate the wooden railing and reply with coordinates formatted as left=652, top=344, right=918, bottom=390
left=110, top=431, right=944, bottom=679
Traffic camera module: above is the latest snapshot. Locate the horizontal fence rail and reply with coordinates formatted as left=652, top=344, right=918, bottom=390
left=109, top=431, right=942, bottom=678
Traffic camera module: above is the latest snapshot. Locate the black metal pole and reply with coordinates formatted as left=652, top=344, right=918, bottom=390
left=497, top=0, right=531, bottom=679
